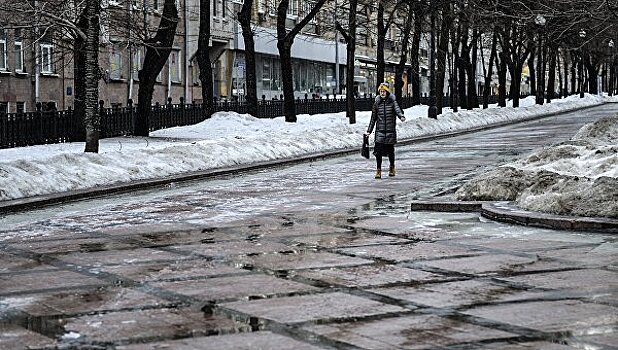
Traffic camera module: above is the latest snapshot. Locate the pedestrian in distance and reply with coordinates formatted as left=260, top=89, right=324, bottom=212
left=365, top=82, right=406, bottom=179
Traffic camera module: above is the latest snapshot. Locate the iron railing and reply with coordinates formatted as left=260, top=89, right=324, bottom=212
left=0, top=94, right=501, bottom=149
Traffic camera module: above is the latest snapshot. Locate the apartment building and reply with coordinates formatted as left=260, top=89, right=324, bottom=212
left=1, top=0, right=462, bottom=113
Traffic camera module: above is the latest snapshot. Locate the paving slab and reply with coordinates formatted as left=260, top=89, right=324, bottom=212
left=6, top=237, right=134, bottom=255
left=477, top=341, right=579, bottom=349
left=337, top=242, right=480, bottom=263
left=0, top=324, right=57, bottom=349
left=0, top=251, right=56, bottom=273
left=284, top=231, right=411, bottom=249
left=450, top=237, right=590, bottom=252
left=418, top=253, right=578, bottom=276
left=371, top=279, right=527, bottom=308
left=0, top=270, right=107, bottom=295
left=0, top=287, right=170, bottom=317
left=303, top=314, right=515, bottom=349
left=96, top=260, right=244, bottom=283
left=235, top=251, right=373, bottom=271
left=57, top=247, right=191, bottom=267
left=61, top=307, right=247, bottom=344
left=117, top=331, right=326, bottom=350
left=498, top=268, right=618, bottom=292
left=295, top=264, right=446, bottom=288
left=171, top=240, right=293, bottom=258
left=464, top=300, right=618, bottom=333
left=221, top=292, right=406, bottom=324
left=535, top=244, right=618, bottom=269
left=149, top=273, right=319, bottom=302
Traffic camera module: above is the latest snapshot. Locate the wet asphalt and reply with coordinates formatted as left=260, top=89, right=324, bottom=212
left=0, top=104, right=617, bottom=349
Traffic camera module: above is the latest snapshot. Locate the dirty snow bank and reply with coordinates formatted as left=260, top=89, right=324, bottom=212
left=456, top=114, right=618, bottom=218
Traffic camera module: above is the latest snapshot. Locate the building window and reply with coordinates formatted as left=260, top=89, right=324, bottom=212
left=40, top=43, right=55, bottom=74
left=169, top=49, right=181, bottom=83
left=16, top=102, right=25, bottom=113
left=0, top=35, right=6, bottom=71
left=153, top=0, right=159, bottom=11
left=0, top=102, right=7, bottom=113
left=213, top=0, right=218, bottom=17
left=262, top=60, right=270, bottom=83
left=109, top=46, right=123, bottom=80
left=287, top=0, right=297, bottom=17
left=304, top=1, right=317, bottom=23
left=14, top=40, right=23, bottom=72
left=132, top=49, right=142, bottom=80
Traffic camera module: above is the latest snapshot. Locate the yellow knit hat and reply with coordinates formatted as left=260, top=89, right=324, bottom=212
left=378, top=82, right=390, bottom=93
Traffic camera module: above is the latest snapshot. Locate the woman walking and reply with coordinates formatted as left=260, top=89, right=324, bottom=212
left=365, top=82, right=406, bottom=179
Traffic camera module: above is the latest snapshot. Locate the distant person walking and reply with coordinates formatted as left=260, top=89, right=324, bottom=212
left=365, top=82, right=406, bottom=179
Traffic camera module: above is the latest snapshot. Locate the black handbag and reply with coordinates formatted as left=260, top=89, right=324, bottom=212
left=361, top=134, right=370, bottom=159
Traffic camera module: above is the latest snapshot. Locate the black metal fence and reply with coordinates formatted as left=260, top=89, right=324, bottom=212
left=0, top=94, right=500, bottom=149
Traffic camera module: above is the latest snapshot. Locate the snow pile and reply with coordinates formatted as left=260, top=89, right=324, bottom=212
left=456, top=114, right=618, bottom=218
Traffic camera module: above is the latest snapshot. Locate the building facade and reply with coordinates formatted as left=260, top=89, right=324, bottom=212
left=0, top=0, right=504, bottom=114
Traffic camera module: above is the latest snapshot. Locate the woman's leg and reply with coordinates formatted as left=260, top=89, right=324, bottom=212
left=388, top=147, right=396, bottom=176
left=376, top=155, right=382, bottom=169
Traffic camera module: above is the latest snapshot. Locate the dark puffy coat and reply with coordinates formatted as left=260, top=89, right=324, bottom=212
left=366, top=93, right=404, bottom=144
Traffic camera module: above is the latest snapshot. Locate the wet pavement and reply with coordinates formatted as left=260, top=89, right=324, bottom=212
left=1, top=105, right=617, bottom=349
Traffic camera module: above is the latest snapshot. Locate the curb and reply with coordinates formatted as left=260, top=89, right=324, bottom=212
left=410, top=199, right=618, bottom=233
left=0, top=102, right=605, bottom=214
left=482, top=202, right=618, bottom=233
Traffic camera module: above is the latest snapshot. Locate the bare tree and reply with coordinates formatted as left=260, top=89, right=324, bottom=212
left=276, top=0, right=328, bottom=123
left=197, top=0, right=214, bottom=119
left=336, top=0, right=358, bottom=124
left=134, top=0, right=179, bottom=136
left=237, top=0, right=258, bottom=117
left=81, top=0, right=102, bottom=152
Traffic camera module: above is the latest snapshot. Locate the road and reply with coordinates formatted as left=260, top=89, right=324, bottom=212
left=0, top=104, right=616, bottom=349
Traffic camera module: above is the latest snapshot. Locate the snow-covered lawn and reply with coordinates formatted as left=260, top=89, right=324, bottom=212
left=0, top=94, right=613, bottom=206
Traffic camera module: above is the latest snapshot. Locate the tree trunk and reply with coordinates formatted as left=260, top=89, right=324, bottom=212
left=276, top=0, right=327, bottom=122
left=198, top=0, right=214, bottom=118
left=376, top=3, right=385, bottom=85
left=482, top=31, right=497, bottom=109
left=83, top=0, right=101, bottom=153
left=436, top=3, right=451, bottom=114
left=135, top=0, right=179, bottom=136
left=570, top=54, right=577, bottom=95
left=394, top=4, right=413, bottom=105
left=238, top=0, right=257, bottom=117
left=410, top=16, right=422, bottom=105
left=466, top=29, right=479, bottom=109
left=535, top=34, right=544, bottom=105
left=73, top=13, right=87, bottom=142
left=547, top=46, right=557, bottom=103
left=497, top=51, right=507, bottom=107
left=528, top=41, right=536, bottom=97
left=345, top=0, right=357, bottom=124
